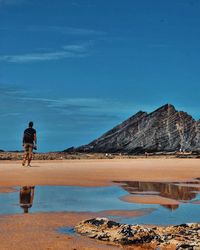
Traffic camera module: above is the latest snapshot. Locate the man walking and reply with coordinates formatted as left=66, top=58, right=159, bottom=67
left=22, top=121, right=37, bottom=167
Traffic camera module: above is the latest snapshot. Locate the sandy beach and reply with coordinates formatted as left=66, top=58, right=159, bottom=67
left=1, top=158, right=200, bottom=187
left=0, top=158, right=200, bottom=249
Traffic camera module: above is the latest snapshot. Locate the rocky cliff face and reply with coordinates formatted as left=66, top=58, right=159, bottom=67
left=72, top=104, right=200, bottom=154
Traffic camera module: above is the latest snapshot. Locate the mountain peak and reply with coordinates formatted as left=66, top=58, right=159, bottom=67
left=72, top=104, right=200, bottom=154
left=164, top=103, right=176, bottom=110
left=152, top=103, right=176, bottom=113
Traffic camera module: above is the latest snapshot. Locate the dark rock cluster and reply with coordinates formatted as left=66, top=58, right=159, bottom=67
left=75, top=218, right=200, bottom=249
left=73, top=104, right=200, bottom=154
left=0, top=151, right=113, bottom=160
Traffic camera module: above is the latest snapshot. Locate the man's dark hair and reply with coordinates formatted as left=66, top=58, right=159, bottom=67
left=29, top=121, right=34, bottom=127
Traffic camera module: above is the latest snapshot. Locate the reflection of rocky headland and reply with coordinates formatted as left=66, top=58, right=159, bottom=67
left=161, top=204, right=179, bottom=210
left=115, top=180, right=200, bottom=210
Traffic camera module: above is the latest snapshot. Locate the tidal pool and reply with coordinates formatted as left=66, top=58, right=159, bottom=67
left=58, top=227, right=75, bottom=235
left=0, top=181, right=200, bottom=225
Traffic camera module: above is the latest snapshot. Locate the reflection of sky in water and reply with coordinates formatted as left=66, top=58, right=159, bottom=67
left=58, top=227, right=75, bottom=235
left=0, top=185, right=199, bottom=225
left=122, top=200, right=200, bottom=225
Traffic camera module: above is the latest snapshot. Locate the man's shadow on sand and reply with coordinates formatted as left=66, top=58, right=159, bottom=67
left=22, top=165, right=41, bottom=168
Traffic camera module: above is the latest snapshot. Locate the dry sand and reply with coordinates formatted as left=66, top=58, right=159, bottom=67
left=1, top=158, right=200, bottom=187
left=0, top=158, right=199, bottom=249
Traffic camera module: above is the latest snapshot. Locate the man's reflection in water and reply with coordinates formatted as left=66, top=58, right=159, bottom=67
left=19, top=186, right=35, bottom=213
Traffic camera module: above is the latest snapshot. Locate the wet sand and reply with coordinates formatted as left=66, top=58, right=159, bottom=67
left=121, top=194, right=180, bottom=206
left=0, top=210, right=156, bottom=250
left=0, top=158, right=200, bottom=249
left=0, top=212, right=121, bottom=250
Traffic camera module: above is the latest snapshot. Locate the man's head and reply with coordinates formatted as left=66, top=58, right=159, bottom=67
left=29, top=121, right=33, bottom=128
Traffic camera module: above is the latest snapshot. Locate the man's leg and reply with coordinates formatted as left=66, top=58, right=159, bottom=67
left=27, top=145, right=33, bottom=166
left=22, top=145, right=29, bottom=166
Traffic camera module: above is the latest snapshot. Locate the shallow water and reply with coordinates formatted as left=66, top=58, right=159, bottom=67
left=0, top=182, right=200, bottom=225
left=58, top=227, right=75, bottom=235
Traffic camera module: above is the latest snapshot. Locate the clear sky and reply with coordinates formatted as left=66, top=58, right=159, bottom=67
left=0, top=0, right=200, bottom=152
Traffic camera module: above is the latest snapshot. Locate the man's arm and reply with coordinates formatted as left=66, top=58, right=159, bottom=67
left=34, top=133, right=37, bottom=144
left=30, top=186, right=35, bottom=204
left=19, top=189, right=23, bottom=202
left=33, top=131, right=37, bottom=149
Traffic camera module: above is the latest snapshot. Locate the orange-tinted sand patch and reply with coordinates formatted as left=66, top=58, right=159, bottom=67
left=0, top=212, right=121, bottom=250
left=121, top=195, right=180, bottom=205
left=100, top=209, right=155, bottom=218
left=0, top=186, right=17, bottom=193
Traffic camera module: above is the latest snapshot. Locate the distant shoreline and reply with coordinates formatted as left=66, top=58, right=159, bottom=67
left=0, top=151, right=199, bottom=160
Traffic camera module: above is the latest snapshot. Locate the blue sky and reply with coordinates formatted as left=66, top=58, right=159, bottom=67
left=0, top=0, right=200, bottom=152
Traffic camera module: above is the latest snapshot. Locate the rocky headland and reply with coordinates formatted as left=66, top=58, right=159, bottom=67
left=75, top=218, right=200, bottom=249
left=68, top=104, right=200, bottom=154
